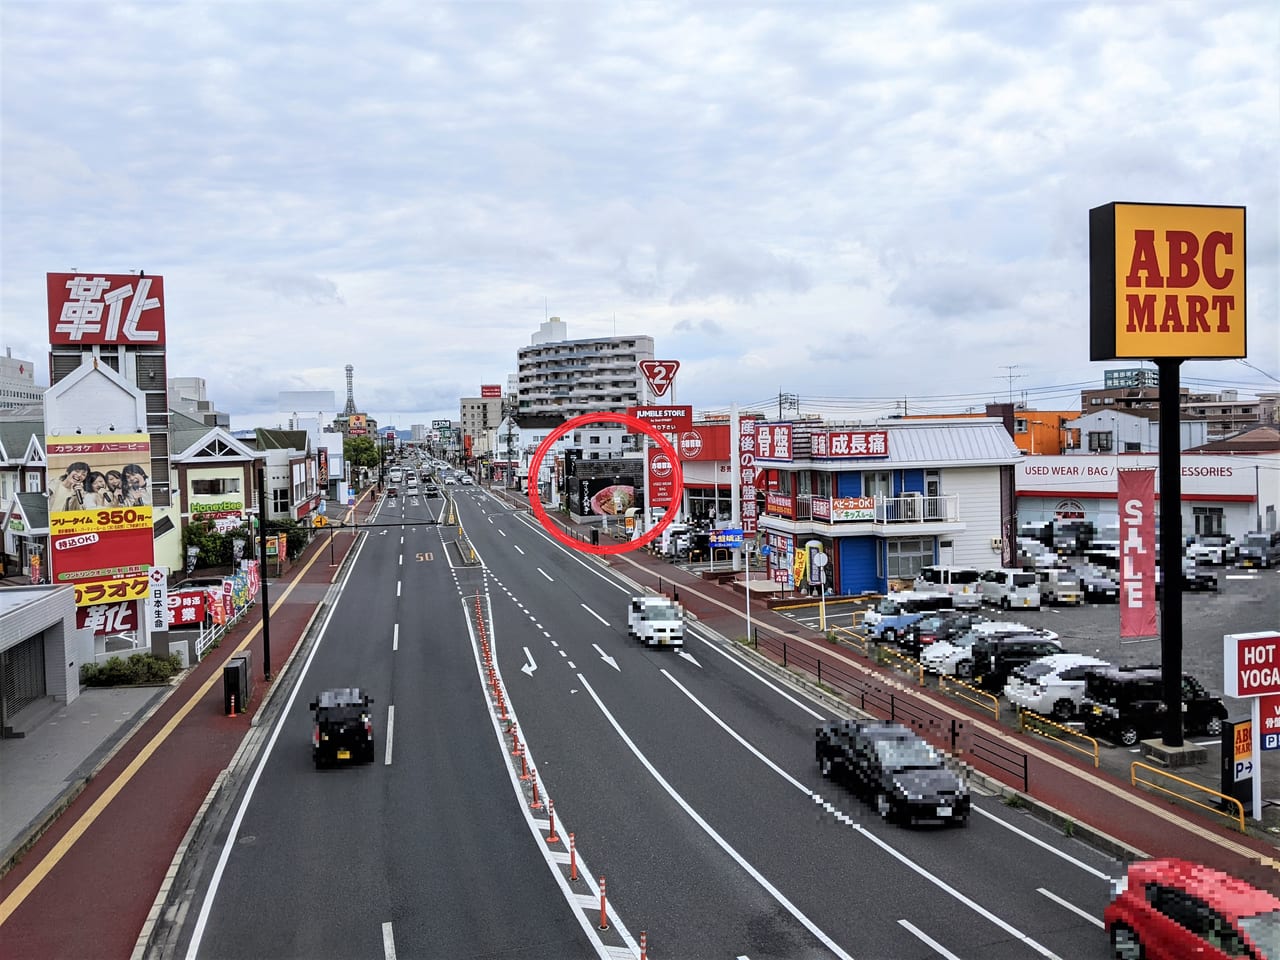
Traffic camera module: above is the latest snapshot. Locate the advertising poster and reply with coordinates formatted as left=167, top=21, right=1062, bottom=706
left=47, top=272, right=166, bottom=345
left=740, top=418, right=758, bottom=535
left=1118, top=468, right=1157, bottom=639
left=647, top=448, right=678, bottom=509
left=46, top=433, right=155, bottom=606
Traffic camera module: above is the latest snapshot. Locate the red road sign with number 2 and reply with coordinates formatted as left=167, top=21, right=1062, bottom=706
left=639, top=360, right=680, bottom=398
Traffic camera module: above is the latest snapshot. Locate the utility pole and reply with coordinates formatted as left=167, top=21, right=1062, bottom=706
left=778, top=390, right=797, bottom=420
left=999, top=364, right=1025, bottom=406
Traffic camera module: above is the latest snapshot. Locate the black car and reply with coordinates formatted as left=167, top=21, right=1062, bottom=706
left=1081, top=667, right=1227, bottom=747
left=970, top=634, right=1065, bottom=692
left=310, top=688, right=376, bottom=767
left=815, top=720, right=970, bottom=826
left=898, top=611, right=987, bottom=658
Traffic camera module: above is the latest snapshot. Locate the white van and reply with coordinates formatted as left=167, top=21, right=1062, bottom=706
left=913, top=566, right=983, bottom=609
left=979, top=569, right=1042, bottom=610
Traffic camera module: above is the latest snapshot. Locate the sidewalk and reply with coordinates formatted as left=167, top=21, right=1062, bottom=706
left=491, top=488, right=1280, bottom=892
left=0, top=490, right=375, bottom=959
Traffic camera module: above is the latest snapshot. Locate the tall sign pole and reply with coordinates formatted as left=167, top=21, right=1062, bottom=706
left=257, top=464, right=272, bottom=680
left=1090, top=201, right=1246, bottom=750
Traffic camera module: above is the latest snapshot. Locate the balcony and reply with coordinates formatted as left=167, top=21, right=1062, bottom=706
left=762, top=493, right=962, bottom=532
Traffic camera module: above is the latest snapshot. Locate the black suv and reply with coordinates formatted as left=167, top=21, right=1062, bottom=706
left=898, top=611, right=986, bottom=658
left=970, top=635, right=1064, bottom=691
left=310, top=688, right=376, bottom=768
left=815, top=720, right=970, bottom=826
left=1081, top=667, right=1227, bottom=747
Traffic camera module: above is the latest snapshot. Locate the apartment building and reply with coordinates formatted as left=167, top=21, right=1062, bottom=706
left=516, top=318, right=654, bottom=420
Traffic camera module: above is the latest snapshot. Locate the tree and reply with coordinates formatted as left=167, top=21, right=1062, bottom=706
left=344, top=435, right=379, bottom=469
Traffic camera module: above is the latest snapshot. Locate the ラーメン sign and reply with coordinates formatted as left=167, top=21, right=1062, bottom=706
left=1089, top=202, right=1246, bottom=360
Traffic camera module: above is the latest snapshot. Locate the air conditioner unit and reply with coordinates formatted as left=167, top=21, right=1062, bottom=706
left=991, top=537, right=1003, bottom=551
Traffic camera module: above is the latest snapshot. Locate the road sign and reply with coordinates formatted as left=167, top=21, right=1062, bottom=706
left=1235, top=719, right=1253, bottom=781
left=1224, top=631, right=1280, bottom=698
left=638, top=360, right=680, bottom=398
left=709, top=528, right=744, bottom=549
left=1265, top=733, right=1280, bottom=752
left=313, top=516, right=328, bottom=527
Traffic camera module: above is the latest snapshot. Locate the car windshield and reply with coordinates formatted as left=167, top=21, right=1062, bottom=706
left=1239, top=909, right=1280, bottom=957
left=874, top=738, right=941, bottom=770
left=646, top=601, right=680, bottom=619
left=1015, top=661, right=1056, bottom=680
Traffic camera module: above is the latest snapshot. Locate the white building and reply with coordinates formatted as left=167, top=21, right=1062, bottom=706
left=516, top=318, right=654, bottom=423
left=1064, top=409, right=1208, bottom=455
left=0, top=349, right=44, bottom=410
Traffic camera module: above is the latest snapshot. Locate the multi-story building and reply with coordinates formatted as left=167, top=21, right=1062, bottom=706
left=516, top=318, right=654, bottom=420
left=0, top=349, right=44, bottom=410
left=460, top=396, right=503, bottom=458
left=168, top=377, right=230, bottom=428
left=1080, top=370, right=1271, bottom=439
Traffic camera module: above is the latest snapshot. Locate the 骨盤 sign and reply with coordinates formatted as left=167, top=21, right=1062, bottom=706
left=1224, top=631, right=1280, bottom=698
left=1089, top=202, right=1245, bottom=360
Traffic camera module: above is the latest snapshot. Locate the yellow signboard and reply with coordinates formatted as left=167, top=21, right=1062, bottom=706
left=1235, top=719, right=1253, bottom=765
left=1090, top=202, right=1246, bottom=360
left=313, top=516, right=328, bottom=528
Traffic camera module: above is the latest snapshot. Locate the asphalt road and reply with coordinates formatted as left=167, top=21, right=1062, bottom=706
left=174, top=482, right=1135, bottom=960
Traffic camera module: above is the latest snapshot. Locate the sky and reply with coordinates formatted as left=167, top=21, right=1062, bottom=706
left=2, top=1, right=1278, bottom=432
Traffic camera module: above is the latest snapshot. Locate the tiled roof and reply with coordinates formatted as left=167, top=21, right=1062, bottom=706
left=16, top=492, right=49, bottom=530
left=0, top=419, right=43, bottom=461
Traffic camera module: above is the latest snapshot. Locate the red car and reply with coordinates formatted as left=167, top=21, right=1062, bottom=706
left=1105, top=858, right=1280, bottom=959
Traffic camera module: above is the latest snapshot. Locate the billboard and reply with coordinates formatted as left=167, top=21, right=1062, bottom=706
left=47, top=273, right=166, bottom=345
left=480, top=384, right=502, bottom=398
left=627, top=405, right=693, bottom=434
left=46, top=433, right=155, bottom=606
left=811, top=430, right=889, bottom=459
left=1089, top=202, right=1246, bottom=360
left=647, top=448, right=678, bottom=508
left=756, top=423, right=793, bottom=461
left=348, top=413, right=368, bottom=435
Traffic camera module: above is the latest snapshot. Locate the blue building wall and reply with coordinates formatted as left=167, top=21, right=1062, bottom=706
left=837, top=536, right=880, bottom=595
left=836, top=472, right=861, bottom=497
left=900, top=469, right=924, bottom=495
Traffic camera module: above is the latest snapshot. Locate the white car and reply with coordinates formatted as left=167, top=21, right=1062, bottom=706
left=461, top=474, right=475, bottom=485
left=920, top=621, right=1059, bottom=677
left=1185, top=538, right=1236, bottom=565
left=1003, top=653, right=1112, bottom=722
left=627, top=596, right=685, bottom=648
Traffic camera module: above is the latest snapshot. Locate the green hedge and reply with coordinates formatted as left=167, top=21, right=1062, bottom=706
left=81, top=653, right=184, bottom=687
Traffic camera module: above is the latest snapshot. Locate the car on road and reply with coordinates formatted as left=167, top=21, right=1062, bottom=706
left=627, top=596, right=685, bottom=648
left=815, top=720, right=970, bottom=826
left=1104, top=857, right=1280, bottom=960
left=1003, top=653, right=1113, bottom=722
left=1081, top=666, right=1227, bottom=747
left=309, top=688, right=376, bottom=768
left=1239, top=530, right=1280, bottom=569
left=460, top=474, right=475, bottom=485
left=920, top=621, right=1059, bottom=678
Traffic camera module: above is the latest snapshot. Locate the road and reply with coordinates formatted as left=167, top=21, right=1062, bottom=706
left=178, top=483, right=1126, bottom=959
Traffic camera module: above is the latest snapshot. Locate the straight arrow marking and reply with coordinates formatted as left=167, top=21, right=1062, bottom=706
left=592, top=643, right=620, bottom=671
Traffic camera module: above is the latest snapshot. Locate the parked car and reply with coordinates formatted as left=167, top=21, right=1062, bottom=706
left=969, top=634, right=1065, bottom=692
left=861, top=592, right=953, bottom=643
left=1017, top=521, right=1054, bottom=549
left=1083, top=538, right=1121, bottom=570
left=1239, top=530, right=1280, bottom=569
left=1003, top=653, right=1112, bottom=722
left=1016, top=537, right=1060, bottom=571
left=913, top=565, right=983, bottom=609
left=1067, top=562, right=1121, bottom=603
left=1053, top=520, right=1096, bottom=555
left=897, top=611, right=988, bottom=658
left=815, top=720, right=970, bottom=826
left=1081, top=666, right=1227, bottom=747
left=1036, top=568, right=1084, bottom=605
left=1185, top=534, right=1237, bottom=565
left=920, top=621, right=1059, bottom=678
left=1156, top=559, right=1219, bottom=595
left=309, top=688, right=376, bottom=768
left=978, top=568, right=1042, bottom=610
left=1104, top=857, right=1280, bottom=960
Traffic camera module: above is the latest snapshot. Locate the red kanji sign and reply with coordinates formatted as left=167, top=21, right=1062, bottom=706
left=638, top=360, right=680, bottom=398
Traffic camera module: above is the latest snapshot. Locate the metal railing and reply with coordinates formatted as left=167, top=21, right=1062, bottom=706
left=876, top=494, right=959, bottom=523
left=939, top=675, right=1000, bottom=721
left=1130, top=761, right=1245, bottom=833
left=1018, top=709, right=1098, bottom=767
left=873, top=645, right=924, bottom=685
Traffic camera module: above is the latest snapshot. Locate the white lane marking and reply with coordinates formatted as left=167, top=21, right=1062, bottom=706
left=662, top=670, right=1063, bottom=959
left=898, top=920, right=962, bottom=960
left=559, top=650, right=568, bottom=658
left=400, top=536, right=404, bottom=545
left=1037, top=888, right=1104, bottom=928
left=689, top=630, right=827, bottom=722
left=578, top=673, right=854, bottom=960
left=567, top=661, right=576, bottom=669
left=396, top=581, right=401, bottom=597
left=384, top=705, right=395, bottom=766
left=393, top=623, right=399, bottom=652
left=382, top=921, right=397, bottom=960
left=498, top=528, right=507, bottom=537
left=399, top=554, right=403, bottom=565
left=511, top=513, right=632, bottom=593
left=537, top=567, right=554, bottom=582
left=1225, top=574, right=1257, bottom=580
left=592, top=644, right=620, bottom=672
left=581, top=603, right=609, bottom=626
left=185, top=530, right=371, bottom=958
left=514, top=544, right=525, bottom=555
left=676, top=650, right=701, bottom=668
left=521, top=647, right=538, bottom=677
left=972, top=807, right=1113, bottom=881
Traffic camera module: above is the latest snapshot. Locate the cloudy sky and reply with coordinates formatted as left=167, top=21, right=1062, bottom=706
left=3, top=1, right=1277, bottom=430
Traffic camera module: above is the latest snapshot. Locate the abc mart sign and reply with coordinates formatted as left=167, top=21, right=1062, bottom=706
left=1089, top=202, right=1245, bottom=360
left=1224, top=632, right=1280, bottom=698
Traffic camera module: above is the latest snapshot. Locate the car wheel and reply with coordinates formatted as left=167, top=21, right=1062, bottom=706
left=1110, top=923, right=1144, bottom=960
left=1203, top=716, right=1224, bottom=737
left=1119, top=725, right=1140, bottom=747
left=820, top=755, right=834, bottom=778
left=1051, top=699, right=1075, bottom=723
left=956, top=659, right=974, bottom=679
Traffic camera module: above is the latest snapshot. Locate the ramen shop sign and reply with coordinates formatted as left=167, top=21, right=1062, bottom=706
left=1090, top=202, right=1245, bottom=360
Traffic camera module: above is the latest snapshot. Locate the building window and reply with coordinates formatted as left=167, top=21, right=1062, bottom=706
left=1087, top=432, right=1113, bottom=452
left=887, top=537, right=932, bottom=579
left=865, top=471, right=892, bottom=498
left=192, top=478, right=241, bottom=496
left=1193, top=507, right=1224, bottom=537
left=272, top=488, right=289, bottom=512
left=1123, top=442, right=1142, bottom=453
left=1014, top=419, right=1028, bottom=434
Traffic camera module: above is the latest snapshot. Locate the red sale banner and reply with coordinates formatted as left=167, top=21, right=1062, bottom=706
left=1118, top=468, right=1157, bottom=639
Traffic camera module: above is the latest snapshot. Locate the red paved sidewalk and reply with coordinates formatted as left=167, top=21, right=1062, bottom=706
left=0, top=500, right=371, bottom=960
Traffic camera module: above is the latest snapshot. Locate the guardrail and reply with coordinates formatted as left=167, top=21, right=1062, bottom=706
left=1130, top=761, right=1245, bottom=833
left=1017, top=709, right=1098, bottom=767
left=939, top=675, right=1000, bottom=721
left=873, top=645, right=924, bottom=686
left=828, top=625, right=870, bottom=656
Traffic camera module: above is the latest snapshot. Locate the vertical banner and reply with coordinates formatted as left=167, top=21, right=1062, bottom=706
left=1118, top=468, right=1157, bottom=639
left=740, top=418, right=758, bottom=535
left=647, top=447, right=678, bottom=508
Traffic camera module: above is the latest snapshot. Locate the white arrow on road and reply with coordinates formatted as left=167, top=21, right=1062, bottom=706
left=520, top=646, right=537, bottom=677
left=592, top=643, right=620, bottom=671
left=677, top=650, right=701, bottom=668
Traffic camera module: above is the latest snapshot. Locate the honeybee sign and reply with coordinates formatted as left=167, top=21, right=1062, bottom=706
left=1090, top=202, right=1246, bottom=360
